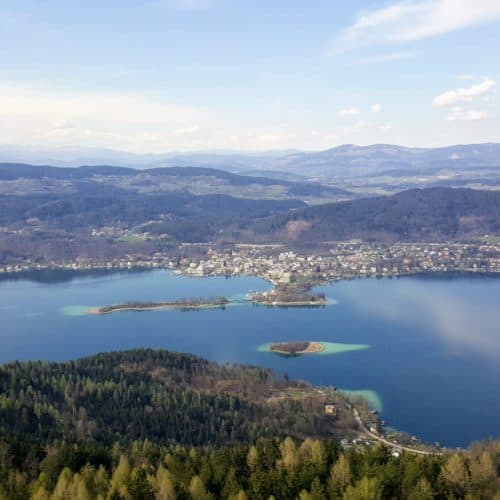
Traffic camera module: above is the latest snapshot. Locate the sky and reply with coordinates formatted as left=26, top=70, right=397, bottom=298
left=0, top=0, right=499, bottom=153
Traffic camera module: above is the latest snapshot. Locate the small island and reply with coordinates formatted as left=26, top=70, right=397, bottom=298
left=88, top=296, right=230, bottom=314
left=269, top=341, right=325, bottom=356
left=251, top=283, right=327, bottom=307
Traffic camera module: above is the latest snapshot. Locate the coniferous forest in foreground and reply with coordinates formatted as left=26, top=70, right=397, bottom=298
left=0, top=349, right=498, bottom=499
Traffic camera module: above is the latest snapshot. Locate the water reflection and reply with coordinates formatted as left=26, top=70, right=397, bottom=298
left=339, top=277, right=500, bottom=360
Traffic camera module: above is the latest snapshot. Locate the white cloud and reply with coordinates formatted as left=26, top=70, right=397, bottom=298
left=51, top=119, right=74, bottom=130
left=371, top=104, right=382, bottom=113
left=434, top=78, right=496, bottom=107
left=0, top=81, right=207, bottom=125
left=354, top=51, right=416, bottom=64
left=0, top=81, right=214, bottom=152
left=380, top=124, right=393, bottom=132
left=447, top=107, right=488, bottom=121
left=355, top=120, right=370, bottom=128
left=331, top=0, right=500, bottom=52
left=173, top=125, right=201, bottom=135
left=337, top=107, right=360, bottom=117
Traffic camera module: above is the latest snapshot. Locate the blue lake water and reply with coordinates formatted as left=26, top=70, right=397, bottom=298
left=1, top=269, right=499, bottom=448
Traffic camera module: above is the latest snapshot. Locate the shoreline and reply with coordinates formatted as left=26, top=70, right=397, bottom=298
left=2, top=262, right=500, bottom=287
left=252, top=299, right=328, bottom=307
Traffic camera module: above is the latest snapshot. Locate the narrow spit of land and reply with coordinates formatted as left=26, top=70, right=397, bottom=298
left=269, top=341, right=325, bottom=356
left=88, top=296, right=230, bottom=314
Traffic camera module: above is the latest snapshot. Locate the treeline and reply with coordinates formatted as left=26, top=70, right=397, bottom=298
left=0, top=350, right=338, bottom=447
left=0, top=436, right=498, bottom=499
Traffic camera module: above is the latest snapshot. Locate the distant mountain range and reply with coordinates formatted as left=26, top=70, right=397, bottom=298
left=0, top=145, right=286, bottom=172
left=1, top=143, right=499, bottom=180
left=268, top=143, right=500, bottom=178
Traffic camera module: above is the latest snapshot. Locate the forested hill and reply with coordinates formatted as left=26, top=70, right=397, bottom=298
left=251, top=187, right=500, bottom=244
left=0, top=350, right=499, bottom=498
left=0, top=162, right=351, bottom=201
left=0, top=349, right=342, bottom=447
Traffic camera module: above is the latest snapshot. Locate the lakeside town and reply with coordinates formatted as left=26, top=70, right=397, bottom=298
left=3, top=240, right=500, bottom=288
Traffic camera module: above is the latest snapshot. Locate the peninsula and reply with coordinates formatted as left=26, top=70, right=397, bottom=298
left=269, top=341, right=325, bottom=356
left=88, top=296, right=230, bottom=314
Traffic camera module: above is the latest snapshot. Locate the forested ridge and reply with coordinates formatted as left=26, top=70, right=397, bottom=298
left=0, top=189, right=302, bottom=262
left=0, top=349, right=338, bottom=446
left=0, top=349, right=499, bottom=498
left=0, top=191, right=302, bottom=234
left=252, top=188, right=500, bottom=244
left=0, top=163, right=350, bottom=198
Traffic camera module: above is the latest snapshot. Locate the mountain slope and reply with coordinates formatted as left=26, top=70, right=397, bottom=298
left=0, top=349, right=344, bottom=446
left=251, top=187, right=500, bottom=244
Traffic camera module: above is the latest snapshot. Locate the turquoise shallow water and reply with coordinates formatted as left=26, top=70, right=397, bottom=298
left=339, top=389, right=384, bottom=413
left=0, top=269, right=499, bottom=447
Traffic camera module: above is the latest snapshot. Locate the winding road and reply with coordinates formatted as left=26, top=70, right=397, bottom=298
left=351, top=406, right=441, bottom=456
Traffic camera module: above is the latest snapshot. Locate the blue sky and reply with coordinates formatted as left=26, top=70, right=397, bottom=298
left=0, top=0, right=499, bottom=152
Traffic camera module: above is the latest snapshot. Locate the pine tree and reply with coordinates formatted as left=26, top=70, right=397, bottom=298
left=407, top=478, right=434, bottom=500
left=470, top=451, right=496, bottom=496
left=441, top=454, right=469, bottom=497
left=51, top=467, right=75, bottom=500
left=188, top=475, right=213, bottom=500
left=155, top=466, right=176, bottom=500
left=228, top=491, right=247, bottom=500
left=127, top=466, right=155, bottom=500
left=246, top=446, right=259, bottom=472
left=221, top=468, right=240, bottom=499
left=343, top=476, right=382, bottom=500
left=109, top=455, right=130, bottom=499
left=278, top=438, right=299, bottom=471
left=330, top=454, right=351, bottom=493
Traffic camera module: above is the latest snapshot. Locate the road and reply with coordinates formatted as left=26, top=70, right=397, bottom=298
left=351, top=407, right=440, bottom=456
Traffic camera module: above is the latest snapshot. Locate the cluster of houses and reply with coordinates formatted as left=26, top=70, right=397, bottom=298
left=174, top=241, right=500, bottom=285
left=2, top=240, right=500, bottom=282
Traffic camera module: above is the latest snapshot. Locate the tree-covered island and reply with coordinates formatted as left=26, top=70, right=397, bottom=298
left=89, top=296, right=230, bottom=314
left=269, top=341, right=325, bottom=356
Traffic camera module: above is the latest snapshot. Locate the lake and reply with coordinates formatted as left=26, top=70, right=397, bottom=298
left=1, top=268, right=499, bottom=448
